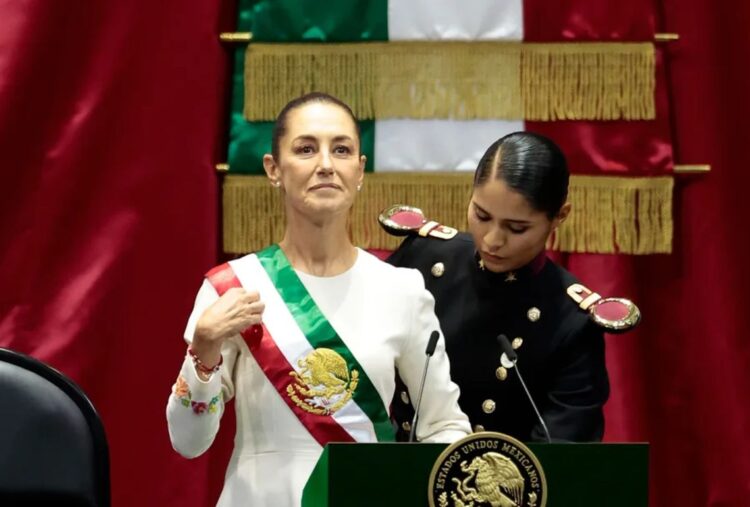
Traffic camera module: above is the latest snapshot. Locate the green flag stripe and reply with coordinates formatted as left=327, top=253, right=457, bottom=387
left=256, top=245, right=394, bottom=442
left=228, top=0, right=385, bottom=173
left=240, top=0, right=388, bottom=42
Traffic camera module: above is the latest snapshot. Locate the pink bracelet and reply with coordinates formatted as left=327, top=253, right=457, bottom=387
left=187, top=348, right=223, bottom=375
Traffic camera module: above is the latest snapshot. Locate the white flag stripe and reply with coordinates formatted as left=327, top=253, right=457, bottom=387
left=326, top=399, right=378, bottom=442
left=388, top=0, right=524, bottom=41
left=373, top=119, right=525, bottom=171
left=231, top=255, right=314, bottom=369
left=382, top=3, right=525, bottom=170
left=229, top=255, right=377, bottom=442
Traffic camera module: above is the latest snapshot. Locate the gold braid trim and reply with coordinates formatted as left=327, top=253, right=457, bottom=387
left=243, top=41, right=654, bottom=122
left=222, top=173, right=672, bottom=255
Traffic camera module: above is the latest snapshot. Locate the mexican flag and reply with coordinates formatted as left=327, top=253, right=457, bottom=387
left=223, top=0, right=673, bottom=255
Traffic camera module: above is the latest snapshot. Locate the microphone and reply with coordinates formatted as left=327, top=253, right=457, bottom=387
left=497, top=334, right=552, bottom=443
left=409, top=330, right=440, bottom=442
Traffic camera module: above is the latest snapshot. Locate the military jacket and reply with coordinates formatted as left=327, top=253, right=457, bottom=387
left=388, top=232, right=610, bottom=442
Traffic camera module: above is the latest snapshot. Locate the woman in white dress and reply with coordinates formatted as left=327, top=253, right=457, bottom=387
left=166, top=92, right=470, bottom=507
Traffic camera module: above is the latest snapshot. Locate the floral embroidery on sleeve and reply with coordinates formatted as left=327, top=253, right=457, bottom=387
left=172, top=375, right=221, bottom=415
left=173, top=376, right=190, bottom=398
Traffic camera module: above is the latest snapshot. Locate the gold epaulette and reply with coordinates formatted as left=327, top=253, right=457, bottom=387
left=566, top=283, right=641, bottom=333
left=378, top=204, right=458, bottom=240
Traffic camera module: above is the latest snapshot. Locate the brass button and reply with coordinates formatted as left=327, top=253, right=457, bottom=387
left=527, top=307, right=541, bottom=322
left=482, top=399, right=496, bottom=414
left=431, top=262, right=445, bottom=277
left=400, top=391, right=410, bottom=404
left=473, top=424, right=485, bottom=432
left=495, top=366, right=508, bottom=381
left=401, top=421, right=411, bottom=432
left=512, top=337, right=523, bottom=350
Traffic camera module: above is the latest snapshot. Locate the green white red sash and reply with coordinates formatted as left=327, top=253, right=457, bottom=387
left=206, top=245, right=394, bottom=446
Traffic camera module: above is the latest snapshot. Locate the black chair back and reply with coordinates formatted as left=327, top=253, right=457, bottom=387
left=0, top=348, right=110, bottom=506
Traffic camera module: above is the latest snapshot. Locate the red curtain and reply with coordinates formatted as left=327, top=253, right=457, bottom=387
left=554, top=1, right=750, bottom=505
left=0, top=1, right=748, bottom=506
left=0, top=1, right=232, bottom=505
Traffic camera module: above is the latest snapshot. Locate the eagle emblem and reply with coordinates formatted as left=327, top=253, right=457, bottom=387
left=429, top=432, right=546, bottom=507
left=287, top=348, right=359, bottom=415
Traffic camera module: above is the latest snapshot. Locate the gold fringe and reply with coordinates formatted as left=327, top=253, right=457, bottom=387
left=522, top=43, right=655, bottom=121
left=223, top=174, right=673, bottom=255
left=222, top=176, right=285, bottom=253
left=349, top=173, right=474, bottom=251
left=243, top=41, right=654, bottom=122
left=550, top=175, right=673, bottom=254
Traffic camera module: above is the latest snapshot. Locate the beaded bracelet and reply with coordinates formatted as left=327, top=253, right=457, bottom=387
left=187, top=348, right=223, bottom=375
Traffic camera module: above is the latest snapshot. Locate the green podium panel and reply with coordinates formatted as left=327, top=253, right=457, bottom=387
left=302, top=442, right=648, bottom=507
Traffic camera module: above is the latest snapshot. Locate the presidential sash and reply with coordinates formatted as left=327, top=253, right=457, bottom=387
left=206, top=245, right=394, bottom=446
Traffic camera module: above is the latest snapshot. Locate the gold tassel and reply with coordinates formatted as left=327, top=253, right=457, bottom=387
left=223, top=174, right=673, bottom=255
left=243, top=41, right=654, bottom=122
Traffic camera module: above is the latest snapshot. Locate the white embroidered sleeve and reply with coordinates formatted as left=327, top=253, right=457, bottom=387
left=396, top=270, right=471, bottom=443
left=166, top=279, right=239, bottom=458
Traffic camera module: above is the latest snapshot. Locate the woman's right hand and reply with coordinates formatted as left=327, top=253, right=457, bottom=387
left=191, top=287, right=265, bottom=367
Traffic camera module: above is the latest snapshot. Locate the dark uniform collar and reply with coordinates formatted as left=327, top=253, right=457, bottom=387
left=474, top=250, right=548, bottom=284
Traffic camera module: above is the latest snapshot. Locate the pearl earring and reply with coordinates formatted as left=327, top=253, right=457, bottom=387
left=357, top=184, right=362, bottom=192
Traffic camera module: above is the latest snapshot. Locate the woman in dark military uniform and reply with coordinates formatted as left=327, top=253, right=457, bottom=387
left=384, top=132, right=639, bottom=442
